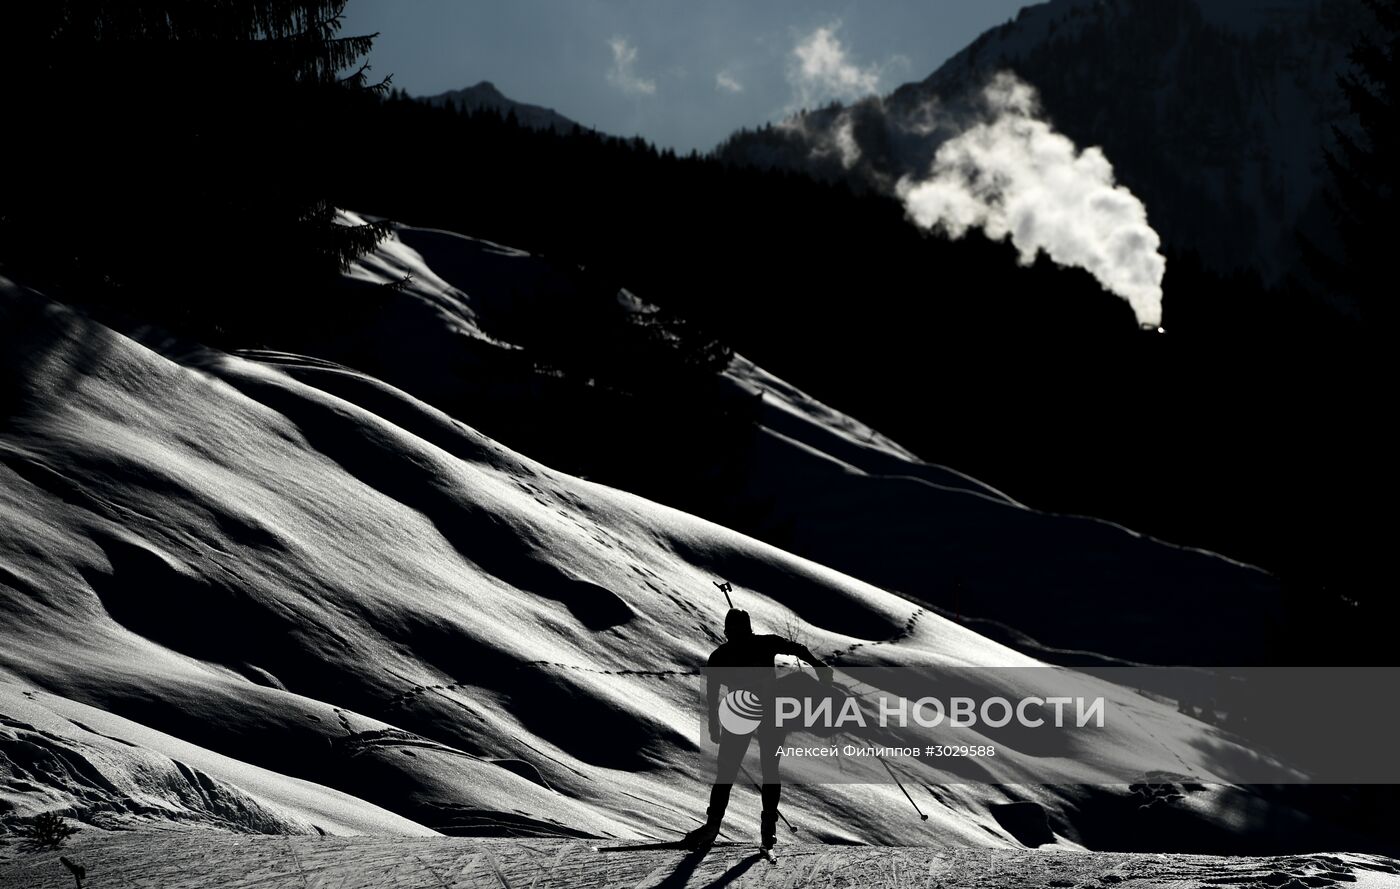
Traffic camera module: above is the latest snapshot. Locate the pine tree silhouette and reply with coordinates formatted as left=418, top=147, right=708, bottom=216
left=0, top=1, right=390, bottom=340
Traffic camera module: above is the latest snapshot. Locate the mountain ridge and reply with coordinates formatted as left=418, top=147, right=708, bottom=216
left=419, top=80, right=582, bottom=134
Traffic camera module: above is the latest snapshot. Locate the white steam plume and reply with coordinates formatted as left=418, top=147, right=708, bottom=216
left=896, top=73, right=1166, bottom=329
left=788, top=24, right=882, bottom=109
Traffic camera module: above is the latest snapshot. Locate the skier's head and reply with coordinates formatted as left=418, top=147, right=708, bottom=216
left=724, top=608, right=752, bottom=640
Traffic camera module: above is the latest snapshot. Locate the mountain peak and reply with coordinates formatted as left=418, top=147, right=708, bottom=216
left=421, top=81, right=581, bottom=134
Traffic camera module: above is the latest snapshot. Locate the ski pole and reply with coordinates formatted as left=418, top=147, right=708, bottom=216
left=738, top=764, right=797, bottom=833
left=879, top=756, right=929, bottom=821
left=713, top=580, right=734, bottom=609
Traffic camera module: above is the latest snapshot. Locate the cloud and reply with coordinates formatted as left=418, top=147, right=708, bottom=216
left=896, top=73, right=1166, bottom=328
left=716, top=70, right=745, bottom=94
left=607, top=37, right=656, bottom=96
left=787, top=24, right=881, bottom=109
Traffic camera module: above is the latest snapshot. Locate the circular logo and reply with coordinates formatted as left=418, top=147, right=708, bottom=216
left=719, top=689, right=764, bottom=735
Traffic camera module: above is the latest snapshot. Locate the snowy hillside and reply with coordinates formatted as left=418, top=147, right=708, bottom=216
left=332, top=216, right=1284, bottom=665
left=718, top=0, right=1363, bottom=280
left=0, top=223, right=1345, bottom=852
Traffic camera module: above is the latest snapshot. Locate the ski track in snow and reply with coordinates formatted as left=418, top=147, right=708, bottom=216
left=3, top=831, right=1399, bottom=889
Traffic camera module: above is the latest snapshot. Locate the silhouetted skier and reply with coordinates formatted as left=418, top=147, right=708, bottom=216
left=683, top=608, right=832, bottom=850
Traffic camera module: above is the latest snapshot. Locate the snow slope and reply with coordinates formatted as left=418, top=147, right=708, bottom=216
left=332, top=217, right=1285, bottom=665
left=0, top=685, right=427, bottom=836
left=0, top=227, right=1332, bottom=850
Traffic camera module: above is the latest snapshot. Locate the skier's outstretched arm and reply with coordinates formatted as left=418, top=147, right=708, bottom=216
left=778, top=638, right=834, bottom=684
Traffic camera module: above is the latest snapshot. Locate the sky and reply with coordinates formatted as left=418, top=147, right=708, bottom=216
left=341, top=0, right=1032, bottom=153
